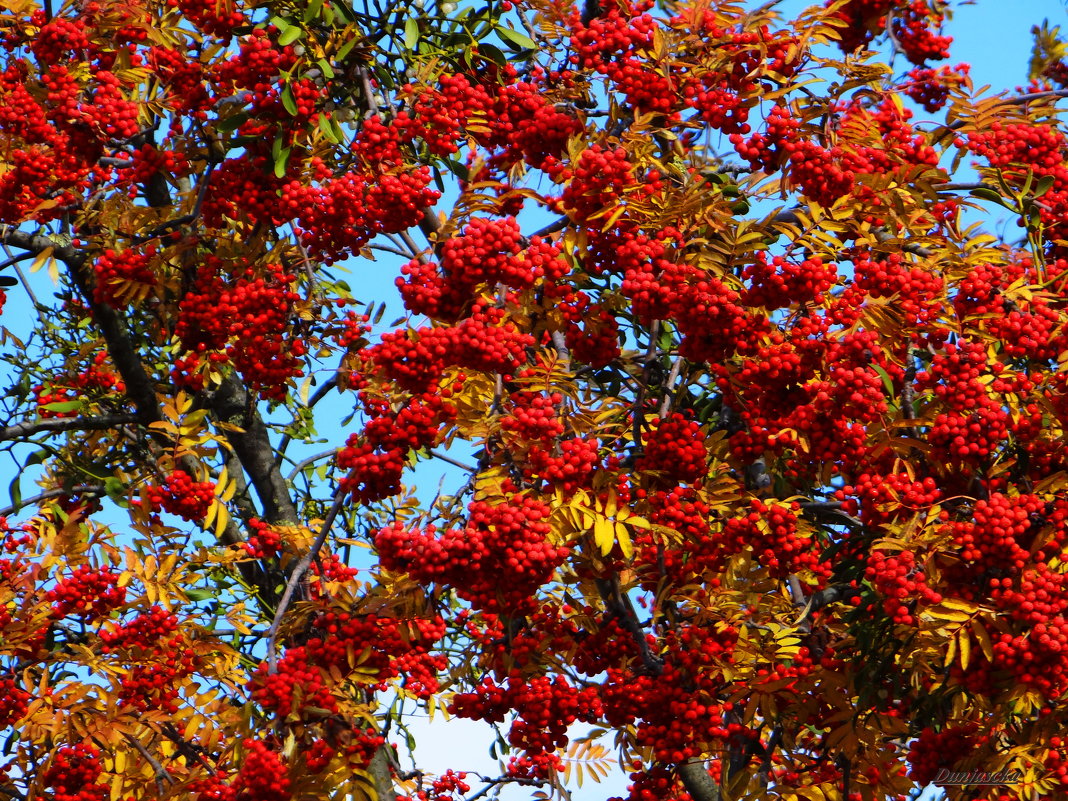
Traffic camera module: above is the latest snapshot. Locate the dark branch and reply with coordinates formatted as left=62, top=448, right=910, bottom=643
left=203, top=374, right=298, bottom=525
left=0, top=414, right=139, bottom=442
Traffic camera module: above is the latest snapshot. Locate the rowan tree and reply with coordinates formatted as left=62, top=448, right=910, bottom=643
left=2, top=0, right=1068, bottom=798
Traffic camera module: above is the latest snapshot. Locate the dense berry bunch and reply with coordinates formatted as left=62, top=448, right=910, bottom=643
left=101, top=605, right=179, bottom=651
left=560, top=292, right=621, bottom=367
left=719, top=500, right=826, bottom=579
left=865, top=549, right=942, bottom=625
left=375, top=496, right=566, bottom=612
left=836, top=472, right=941, bottom=527
left=42, top=743, right=108, bottom=801
left=552, top=145, right=637, bottom=223
left=176, top=262, right=304, bottom=399
left=501, top=392, right=565, bottom=444
left=904, top=63, right=969, bottom=111
left=243, top=518, right=283, bottom=558
left=848, top=250, right=945, bottom=325
left=0, top=676, right=28, bottom=728
left=46, top=565, right=126, bottom=620
left=416, top=769, right=470, bottom=801
left=233, top=740, right=290, bottom=801
left=892, top=0, right=953, bottom=64
left=34, top=352, right=126, bottom=417
left=526, top=437, right=599, bottom=494
left=117, top=639, right=196, bottom=713
left=337, top=390, right=455, bottom=503
left=635, top=414, right=706, bottom=484
left=742, top=253, right=836, bottom=309
left=147, top=470, right=216, bottom=522
left=907, top=724, right=983, bottom=785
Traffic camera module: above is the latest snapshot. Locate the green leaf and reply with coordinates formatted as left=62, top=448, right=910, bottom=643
left=316, top=58, right=335, bottom=79
left=329, top=115, right=346, bottom=142
left=970, top=186, right=1008, bottom=206
left=872, top=364, right=896, bottom=397
left=303, top=0, right=324, bottom=22
left=41, top=400, right=83, bottom=414
left=278, top=24, right=303, bottom=45
left=216, top=111, right=250, bottom=133
left=281, top=84, right=299, bottom=116
left=335, top=34, right=360, bottom=63
left=443, top=158, right=469, bottom=181
left=26, top=448, right=49, bottom=468
left=274, top=144, right=292, bottom=178
left=268, top=15, right=290, bottom=31
left=103, top=476, right=126, bottom=506
left=404, top=17, right=420, bottom=50
left=318, top=113, right=339, bottom=143
left=477, top=42, right=507, bottom=65
left=1034, top=173, right=1057, bottom=198
left=185, top=588, right=214, bottom=601
left=495, top=25, right=536, bottom=50
left=7, top=474, right=21, bottom=511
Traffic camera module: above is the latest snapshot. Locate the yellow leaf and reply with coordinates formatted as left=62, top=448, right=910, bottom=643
left=215, top=503, right=230, bottom=537
left=604, top=492, right=618, bottom=519
left=615, top=522, right=633, bottom=560
left=594, top=516, right=615, bottom=556
left=958, top=628, right=971, bottom=670
left=30, top=246, right=54, bottom=273
left=923, top=603, right=973, bottom=623
left=944, top=633, right=958, bottom=668
left=971, top=618, right=994, bottom=661
left=941, top=597, right=981, bottom=614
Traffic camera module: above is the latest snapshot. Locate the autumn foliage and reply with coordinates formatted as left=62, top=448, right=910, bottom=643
left=5, top=0, right=1068, bottom=798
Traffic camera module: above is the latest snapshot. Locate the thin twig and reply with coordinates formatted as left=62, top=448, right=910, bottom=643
left=659, top=356, right=684, bottom=419
left=266, top=468, right=356, bottom=673
left=286, top=448, right=340, bottom=481
left=122, top=733, right=172, bottom=793
left=0, top=485, right=107, bottom=518
left=428, top=449, right=476, bottom=472
left=276, top=373, right=338, bottom=462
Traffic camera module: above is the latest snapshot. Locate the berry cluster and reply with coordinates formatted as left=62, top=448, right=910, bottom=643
left=904, top=63, right=969, bottom=112
left=232, top=740, right=290, bottom=801
left=147, top=470, right=215, bottom=522
left=451, top=675, right=603, bottom=779
left=415, top=769, right=470, bottom=801
left=117, top=638, right=196, bottom=713
left=525, top=437, right=600, bottom=494
left=100, top=605, right=179, bottom=651
left=175, top=261, right=305, bottom=399
left=864, top=549, right=942, bottom=625
left=337, top=390, right=455, bottom=503
left=34, top=352, right=126, bottom=418
left=243, top=518, right=284, bottom=558
left=375, top=496, right=567, bottom=612
left=0, top=676, right=28, bottom=728
left=42, top=744, right=109, bottom=801
left=46, top=565, right=126, bottom=620
left=906, top=724, right=983, bottom=785
left=635, top=413, right=706, bottom=484
left=719, top=500, right=827, bottom=579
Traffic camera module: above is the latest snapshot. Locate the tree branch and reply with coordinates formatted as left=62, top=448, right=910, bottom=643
left=266, top=468, right=355, bottom=673
left=677, top=759, right=720, bottom=801
left=0, top=485, right=106, bottom=518
left=204, top=374, right=298, bottom=525
left=0, top=414, right=139, bottom=442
